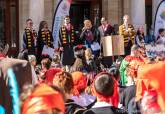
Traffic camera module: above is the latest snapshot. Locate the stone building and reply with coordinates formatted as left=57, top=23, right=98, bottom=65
left=0, top=0, right=160, bottom=55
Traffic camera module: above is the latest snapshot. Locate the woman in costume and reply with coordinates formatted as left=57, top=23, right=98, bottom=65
left=37, top=21, right=54, bottom=63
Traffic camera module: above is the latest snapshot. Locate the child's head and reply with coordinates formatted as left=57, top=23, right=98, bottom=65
left=41, top=58, right=51, bottom=70
left=53, top=71, right=74, bottom=95
left=159, top=28, right=165, bottom=36
left=85, top=48, right=93, bottom=60
left=21, top=84, right=65, bottom=114
left=28, top=55, right=36, bottom=66
left=71, top=71, right=87, bottom=95
left=52, top=54, right=60, bottom=64
left=94, top=73, right=114, bottom=97
left=74, top=45, right=86, bottom=59
left=109, top=67, right=120, bottom=81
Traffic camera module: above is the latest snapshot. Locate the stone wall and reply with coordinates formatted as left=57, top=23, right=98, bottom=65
left=102, top=0, right=131, bottom=25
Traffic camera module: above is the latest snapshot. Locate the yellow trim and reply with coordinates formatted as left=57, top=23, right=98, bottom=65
left=27, top=36, right=31, bottom=38
left=41, top=34, right=45, bottom=37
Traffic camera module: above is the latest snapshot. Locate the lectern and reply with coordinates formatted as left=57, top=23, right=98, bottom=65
left=102, top=35, right=124, bottom=61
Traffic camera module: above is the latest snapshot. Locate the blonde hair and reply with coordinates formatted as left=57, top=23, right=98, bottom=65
left=85, top=48, right=93, bottom=60
left=84, top=20, right=92, bottom=29
left=123, top=14, right=129, bottom=20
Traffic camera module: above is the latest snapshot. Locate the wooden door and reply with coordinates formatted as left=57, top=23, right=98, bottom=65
left=0, top=0, right=19, bottom=56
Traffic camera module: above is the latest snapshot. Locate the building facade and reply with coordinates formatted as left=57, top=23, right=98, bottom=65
left=0, top=0, right=160, bottom=55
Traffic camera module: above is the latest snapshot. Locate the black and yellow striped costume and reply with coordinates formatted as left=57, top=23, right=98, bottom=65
left=37, top=29, right=54, bottom=62
left=59, top=25, right=75, bottom=46
left=39, top=30, right=53, bottom=47
left=59, top=25, right=76, bottom=65
left=119, top=24, right=135, bottom=47
left=23, top=28, right=37, bottom=55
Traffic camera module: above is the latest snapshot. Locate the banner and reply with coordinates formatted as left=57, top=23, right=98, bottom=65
left=52, top=0, right=72, bottom=48
left=154, top=0, right=165, bottom=37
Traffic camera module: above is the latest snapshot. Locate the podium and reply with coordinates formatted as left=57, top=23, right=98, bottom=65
left=102, top=35, right=124, bottom=57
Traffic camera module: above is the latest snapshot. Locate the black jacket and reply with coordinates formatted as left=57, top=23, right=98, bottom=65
left=83, top=106, right=128, bottom=114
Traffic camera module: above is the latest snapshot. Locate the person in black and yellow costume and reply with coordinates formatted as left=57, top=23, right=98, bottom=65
left=59, top=16, right=76, bottom=66
left=37, top=21, right=54, bottom=63
left=119, top=15, right=136, bottom=56
left=23, top=19, right=37, bottom=55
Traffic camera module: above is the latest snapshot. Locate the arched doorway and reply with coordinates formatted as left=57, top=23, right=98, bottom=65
left=70, top=0, right=102, bottom=31
left=0, top=0, right=19, bottom=56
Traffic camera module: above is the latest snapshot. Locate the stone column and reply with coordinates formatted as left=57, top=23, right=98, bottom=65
left=123, top=0, right=131, bottom=20
left=29, top=0, right=44, bottom=31
left=19, top=0, right=30, bottom=50
left=102, top=0, right=108, bottom=19
left=107, top=0, right=120, bottom=25
left=44, top=0, right=53, bottom=29
left=131, top=0, right=146, bottom=28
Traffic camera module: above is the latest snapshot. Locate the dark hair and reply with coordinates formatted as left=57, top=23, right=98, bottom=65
left=64, top=15, right=70, bottom=20
left=74, top=45, right=86, bottom=58
left=17, top=50, right=28, bottom=61
left=0, top=42, right=4, bottom=53
left=26, top=18, right=32, bottom=23
left=39, top=21, right=47, bottom=31
left=109, top=67, right=120, bottom=81
left=41, top=58, right=51, bottom=70
left=53, top=71, right=74, bottom=94
left=136, top=29, right=141, bottom=36
left=94, top=73, right=114, bottom=97
left=159, top=28, right=164, bottom=34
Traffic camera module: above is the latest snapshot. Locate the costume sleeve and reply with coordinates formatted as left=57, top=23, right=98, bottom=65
left=119, top=59, right=129, bottom=86
left=58, top=28, right=62, bottom=47
left=73, top=30, right=78, bottom=46
left=23, top=32, right=27, bottom=50
left=49, top=31, right=54, bottom=48
left=129, top=25, right=136, bottom=38
left=80, top=30, right=86, bottom=40
left=119, top=25, right=124, bottom=36
left=93, top=28, right=100, bottom=42
left=36, top=31, right=41, bottom=55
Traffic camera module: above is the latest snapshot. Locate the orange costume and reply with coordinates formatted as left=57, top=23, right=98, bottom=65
left=137, top=61, right=165, bottom=111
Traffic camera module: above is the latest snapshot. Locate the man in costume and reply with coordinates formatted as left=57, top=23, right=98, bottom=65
left=23, top=19, right=37, bottom=55
left=119, top=45, right=144, bottom=86
left=119, top=15, right=135, bottom=55
left=59, top=16, right=76, bottom=66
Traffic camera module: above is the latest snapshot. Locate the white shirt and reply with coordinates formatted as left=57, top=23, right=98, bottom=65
left=157, top=36, right=165, bottom=44
left=92, top=101, right=112, bottom=108
left=71, top=92, right=96, bottom=107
